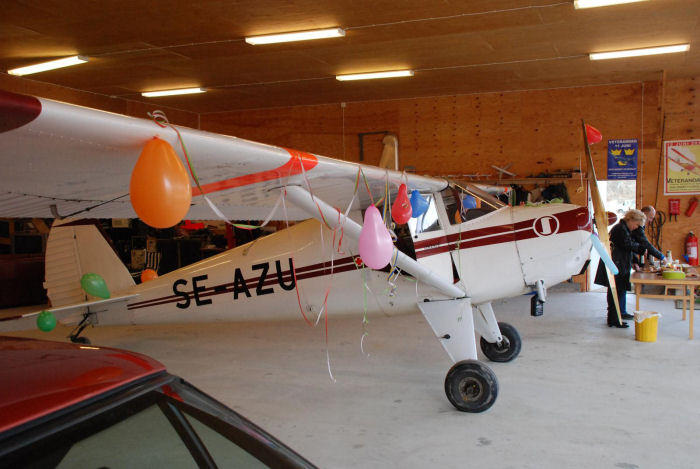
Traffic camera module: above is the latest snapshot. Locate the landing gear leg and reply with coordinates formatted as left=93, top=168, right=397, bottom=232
left=69, top=313, right=93, bottom=345
left=418, top=298, right=500, bottom=412
left=474, top=303, right=522, bottom=363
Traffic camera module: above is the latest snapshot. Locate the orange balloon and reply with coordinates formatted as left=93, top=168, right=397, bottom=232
left=130, top=137, right=192, bottom=228
left=141, top=268, right=158, bottom=282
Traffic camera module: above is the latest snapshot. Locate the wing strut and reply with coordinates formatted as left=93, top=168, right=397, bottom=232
left=283, top=185, right=465, bottom=299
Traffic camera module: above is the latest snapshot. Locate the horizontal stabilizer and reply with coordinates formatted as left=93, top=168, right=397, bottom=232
left=0, top=294, right=139, bottom=331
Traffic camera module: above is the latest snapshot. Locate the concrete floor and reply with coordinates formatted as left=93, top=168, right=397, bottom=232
left=3, top=285, right=700, bottom=469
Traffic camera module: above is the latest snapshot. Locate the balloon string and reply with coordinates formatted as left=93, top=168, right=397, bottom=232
left=360, top=268, right=370, bottom=357
left=296, top=152, right=336, bottom=231
left=148, top=110, right=203, bottom=192
left=326, top=349, right=336, bottom=383
left=359, top=168, right=375, bottom=206
left=149, top=110, right=277, bottom=231
left=280, top=189, right=313, bottom=327
left=382, top=171, right=390, bottom=223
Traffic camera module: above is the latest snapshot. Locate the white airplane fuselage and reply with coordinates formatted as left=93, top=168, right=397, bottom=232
left=92, top=200, right=591, bottom=326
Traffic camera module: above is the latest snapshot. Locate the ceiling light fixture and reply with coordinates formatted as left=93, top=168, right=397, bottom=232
left=141, top=87, right=206, bottom=97
left=336, top=70, right=414, bottom=81
left=8, top=55, right=88, bottom=76
left=245, top=27, right=345, bottom=45
left=574, top=0, right=647, bottom=8
left=590, top=44, right=690, bottom=60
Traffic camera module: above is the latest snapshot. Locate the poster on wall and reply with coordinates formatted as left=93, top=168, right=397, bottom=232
left=606, top=139, right=638, bottom=180
left=664, top=139, right=700, bottom=195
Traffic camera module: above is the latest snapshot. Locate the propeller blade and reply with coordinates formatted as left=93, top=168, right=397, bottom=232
left=582, top=120, right=622, bottom=324
left=590, top=234, right=619, bottom=275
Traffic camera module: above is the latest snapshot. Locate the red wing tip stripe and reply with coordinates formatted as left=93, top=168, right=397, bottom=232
left=0, top=90, right=42, bottom=133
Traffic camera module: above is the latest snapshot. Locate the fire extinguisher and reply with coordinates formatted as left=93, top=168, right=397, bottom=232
left=686, top=231, right=699, bottom=266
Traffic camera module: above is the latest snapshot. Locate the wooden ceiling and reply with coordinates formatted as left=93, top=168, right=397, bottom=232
left=1, top=0, right=698, bottom=113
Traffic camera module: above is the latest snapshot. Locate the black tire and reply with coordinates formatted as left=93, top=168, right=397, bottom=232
left=480, top=322, right=521, bottom=363
left=444, top=360, right=498, bottom=413
left=71, top=336, right=91, bottom=345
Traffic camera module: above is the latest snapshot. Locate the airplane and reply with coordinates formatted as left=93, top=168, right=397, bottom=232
left=0, top=89, right=602, bottom=413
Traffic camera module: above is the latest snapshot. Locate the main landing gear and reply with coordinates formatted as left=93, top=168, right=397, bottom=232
left=444, top=360, right=499, bottom=413
left=443, top=322, right=521, bottom=413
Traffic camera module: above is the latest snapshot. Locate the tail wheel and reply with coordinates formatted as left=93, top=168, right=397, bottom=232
left=480, top=322, right=521, bottom=363
left=444, top=360, right=498, bottom=413
left=70, top=336, right=91, bottom=345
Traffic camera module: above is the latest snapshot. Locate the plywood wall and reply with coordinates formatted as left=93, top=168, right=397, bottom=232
left=651, top=77, right=700, bottom=259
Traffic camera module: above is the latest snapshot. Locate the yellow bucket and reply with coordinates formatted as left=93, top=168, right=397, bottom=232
left=634, top=312, right=660, bottom=342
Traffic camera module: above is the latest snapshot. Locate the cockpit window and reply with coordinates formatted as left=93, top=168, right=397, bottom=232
left=407, top=194, right=440, bottom=234
left=443, top=183, right=505, bottom=225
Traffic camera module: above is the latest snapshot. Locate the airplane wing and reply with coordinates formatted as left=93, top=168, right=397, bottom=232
left=0, top=90, right=447, bottom=220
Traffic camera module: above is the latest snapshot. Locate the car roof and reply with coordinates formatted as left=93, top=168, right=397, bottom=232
left=0, top=336, right=166, bottom=433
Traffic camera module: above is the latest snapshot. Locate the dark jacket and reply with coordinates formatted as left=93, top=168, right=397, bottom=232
left=631, top=225, right=664, bottom=265
left=594, top=220, right=645, bottom=287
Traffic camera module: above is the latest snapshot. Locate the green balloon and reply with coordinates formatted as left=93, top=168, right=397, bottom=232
left=80, top=273, right=110, bottom=299
left=37, top=310, right=56, bottom=332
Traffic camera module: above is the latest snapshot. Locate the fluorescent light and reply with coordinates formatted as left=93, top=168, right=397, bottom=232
left=336, top=70, right=414, bottom=81
left=590, top=44, right=690, bottom=60
left=574, top=0, right=647, bottom=8
left=142, top=87, right=206, bottom=97
left=245, top=28, right=345, bottom=45
left=8, top=55, right=88, bottom=76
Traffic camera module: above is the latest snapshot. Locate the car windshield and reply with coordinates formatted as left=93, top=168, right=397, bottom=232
left=2, top=377, right=314, bottom=469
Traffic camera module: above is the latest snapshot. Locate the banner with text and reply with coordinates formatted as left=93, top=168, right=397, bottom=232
left=606, top=139, right=638, bottom=180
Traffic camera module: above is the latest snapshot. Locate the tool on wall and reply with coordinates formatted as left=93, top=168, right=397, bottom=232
left=668, top=198, right=680, bottom=222
left=686, top=197, right=698, bottom=217
left=649, top=210, right=665, bottom=251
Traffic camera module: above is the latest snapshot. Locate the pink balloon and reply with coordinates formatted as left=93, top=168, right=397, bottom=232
left=392, top=183, right=412, bottom=225
left=359, top=205, right=394, bottom=269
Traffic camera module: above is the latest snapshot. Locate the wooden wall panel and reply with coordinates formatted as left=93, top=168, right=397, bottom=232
left=648, top=77, right=700, bottom=260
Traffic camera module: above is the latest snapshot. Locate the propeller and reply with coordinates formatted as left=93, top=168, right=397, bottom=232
left=590, top=233, right=618, bottom=275
left=582, top=120, right=622, bottom=324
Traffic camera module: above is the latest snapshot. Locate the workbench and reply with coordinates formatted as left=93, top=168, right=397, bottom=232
left=631, top=271, right=700, bottom=339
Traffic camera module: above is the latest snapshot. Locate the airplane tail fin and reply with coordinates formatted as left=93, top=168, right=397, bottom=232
left=44, top=219, right=135, bottom=308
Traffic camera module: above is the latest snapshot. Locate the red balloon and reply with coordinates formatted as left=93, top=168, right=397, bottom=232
left=391, top=184, right=413, bottom=225
left=141, top=269, right=158, bottom=282
left=130, top=137, right=192, bottom=228
left=585, top=124, right=602, bottom=145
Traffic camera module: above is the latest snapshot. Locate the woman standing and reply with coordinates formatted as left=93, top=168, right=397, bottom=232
left=594, top=209, right=646, bottom=328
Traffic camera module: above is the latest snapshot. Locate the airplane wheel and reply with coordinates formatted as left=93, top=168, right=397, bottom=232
left=480, top=322, right=521, bottom=363
left=444, top=360, right=498, bottom=413
left=71, top=336, right=91, bottom=345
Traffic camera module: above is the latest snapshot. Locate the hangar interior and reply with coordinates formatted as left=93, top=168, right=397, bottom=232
left=2, top=1, right=700, bottom=468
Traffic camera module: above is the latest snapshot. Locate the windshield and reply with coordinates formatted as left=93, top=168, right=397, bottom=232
left=442, top=182, right=506, bottom=225
left=2, top=377, right=315, bottom=469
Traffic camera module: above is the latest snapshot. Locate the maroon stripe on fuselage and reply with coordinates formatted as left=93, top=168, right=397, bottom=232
left=413, top=207, right=590, bottom=258
left=127, top=255, right=359, bottom=310
left=0, top=90, right=41, bottom=133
